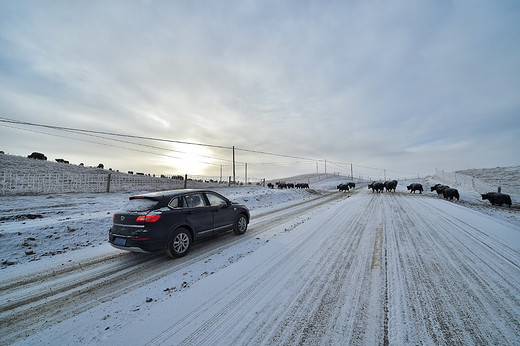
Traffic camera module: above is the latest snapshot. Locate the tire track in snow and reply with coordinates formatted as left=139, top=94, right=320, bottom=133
left=146, top=197, right=357, bottom=345
left=144, top=208, right=339, bottom=345
left=144, top=192, right=387, bottom=345
left=410, top=198, right=520, bottom=341
left=384, top=193, right=520, bottom=344
left=384, top=195, right=457, bottom=344
left=263, top=193, right=377, bottom=345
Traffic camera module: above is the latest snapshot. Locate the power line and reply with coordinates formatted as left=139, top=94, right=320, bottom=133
left=234, top=147, right=319, bottom=162
left=0, top=123, right=223, bottom=166
left=0, top=117, right=232, bottom=149
left=0, top=117, right=328, bottom=163
left=61, top=128, right=234, bottom=164
left=0, top=116, right=422, bottom=177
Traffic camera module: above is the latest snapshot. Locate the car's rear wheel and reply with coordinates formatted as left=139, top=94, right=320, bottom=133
left=233, top=214, right=248, bottom=235
left=167, top=228, right=192, bottom=258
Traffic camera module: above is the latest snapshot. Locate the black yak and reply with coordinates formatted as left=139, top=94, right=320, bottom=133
left=481, top=192, right=512, bottom=207
left=442, top=188, right=460, bottom=200
left=368, top=181, right=384, bottom=193
left=407, top=183, right=423, bottom=194
left=431, top=184, right=450, bottom=195
left=28, top=152, right=47, bottom=160
left=384, top=180, right=398, bottom=192
left=338, top=184, right=349, bottom=192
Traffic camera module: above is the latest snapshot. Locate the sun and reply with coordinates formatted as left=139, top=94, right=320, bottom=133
left=166, top=143, right=215, bottom=176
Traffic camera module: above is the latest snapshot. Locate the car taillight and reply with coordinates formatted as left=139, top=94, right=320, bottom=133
left=136, top=215, right=161, bottom=223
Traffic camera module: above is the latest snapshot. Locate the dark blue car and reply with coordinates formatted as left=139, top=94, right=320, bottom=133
left=109, top=189, right=250, bottom=258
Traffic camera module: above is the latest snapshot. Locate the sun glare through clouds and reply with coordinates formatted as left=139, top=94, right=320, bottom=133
left=164, top=143, right=217, bottom=176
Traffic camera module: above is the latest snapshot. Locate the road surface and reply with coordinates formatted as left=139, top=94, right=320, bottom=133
left=1, top=189, right=519, bottom=345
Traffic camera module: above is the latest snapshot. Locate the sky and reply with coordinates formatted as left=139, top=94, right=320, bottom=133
left=0, top=0, right=519, bottom=181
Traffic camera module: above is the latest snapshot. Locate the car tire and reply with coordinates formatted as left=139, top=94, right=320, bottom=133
left=233, top=214, right=248, bottom=235
left=167, top=228, right=192, bottom=258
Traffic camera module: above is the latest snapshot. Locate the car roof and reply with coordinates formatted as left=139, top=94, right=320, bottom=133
left=129, top=189, right=218, bottom=200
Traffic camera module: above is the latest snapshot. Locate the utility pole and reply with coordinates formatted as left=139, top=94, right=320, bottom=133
left=350, top=163, right=353, bottom=180
left=325, top=159, right=327, bottom=174
left=232, top=146, right=236, bottom=185
left=245, top=163, right=248, bottom=185
left=220, top=165, right=223, bottom=182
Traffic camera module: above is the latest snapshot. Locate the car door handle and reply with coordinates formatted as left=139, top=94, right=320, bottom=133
left=184, top=211, right=193, bottom=215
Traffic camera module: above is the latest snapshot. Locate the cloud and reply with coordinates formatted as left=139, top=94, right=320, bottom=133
left=1, top=0, right=519, bottom=179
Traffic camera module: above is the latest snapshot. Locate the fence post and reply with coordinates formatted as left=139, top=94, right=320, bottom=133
left=107, top=173, right=111, bottom=193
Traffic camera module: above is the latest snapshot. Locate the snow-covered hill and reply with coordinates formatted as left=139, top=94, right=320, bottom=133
left=456, top=166, right=520, bottom=195
left=0, top=153, right=110, bottom=176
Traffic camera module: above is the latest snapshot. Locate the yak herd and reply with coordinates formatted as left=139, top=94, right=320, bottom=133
left=332, top=180, right=513, bottom=207
left=364, top=180, right=424, bottom=194
left=269, top=182, right=310, bottom=189
left=430, top=184, right=460, bottom=200
left=337, top=182, right=356, bottom=192
left=430, top=184, right=512, bottom=206
left=365, top=180, right=400, bottom=193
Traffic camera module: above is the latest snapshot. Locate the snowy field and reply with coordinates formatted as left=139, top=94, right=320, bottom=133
left=1, top=160, right=519, bottom=345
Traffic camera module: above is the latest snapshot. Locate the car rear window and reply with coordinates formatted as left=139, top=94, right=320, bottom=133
left=168, top=196, right=184, bottom=208
left=120, top=198, right=159, bottom=212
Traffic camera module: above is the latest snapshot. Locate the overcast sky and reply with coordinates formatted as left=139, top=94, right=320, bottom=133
left=1, top=0, right=519, bottom=181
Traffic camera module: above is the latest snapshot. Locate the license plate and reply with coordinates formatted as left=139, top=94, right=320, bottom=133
left=113, top=237, right=127, bottom=246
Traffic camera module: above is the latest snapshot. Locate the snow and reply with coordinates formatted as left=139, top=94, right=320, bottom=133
left=1, top=160, right=520, bottom=345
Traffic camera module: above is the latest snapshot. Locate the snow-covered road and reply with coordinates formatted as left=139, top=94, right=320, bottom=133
left=2, top=188, right=520, bottom=345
